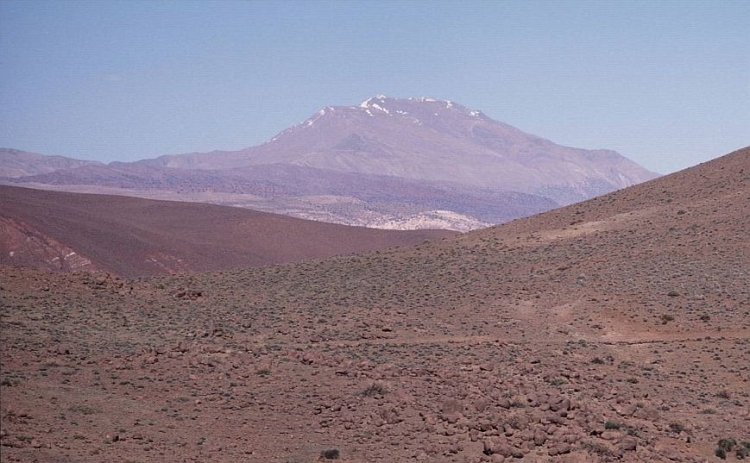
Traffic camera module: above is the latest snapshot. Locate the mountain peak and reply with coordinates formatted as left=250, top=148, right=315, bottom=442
left=253, top=95, right=657, bottom=201
left=357, top=95, right=394, bottom=116
left=359, top=94, right=389, bottom=108
left=2, top=94, right=662, bottom=233
left=352, top=95, right=487, bottom=121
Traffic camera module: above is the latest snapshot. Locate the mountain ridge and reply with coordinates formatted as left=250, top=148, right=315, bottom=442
left=149, top=95, right=654, bottom=196
left=1, top=95, right=659, bottom=230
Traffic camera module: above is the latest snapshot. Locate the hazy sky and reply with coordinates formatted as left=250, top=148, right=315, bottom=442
left=1, top=0, right=747, bottom=174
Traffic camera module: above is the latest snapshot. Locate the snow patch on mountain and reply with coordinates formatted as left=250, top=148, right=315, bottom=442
left=305, top=108, right=328, bottom=127
left=409, top=97, right=436, bottom=103
left=370, top=103, right=390, bottom=114
left=359, top=95, right=388, bottom=109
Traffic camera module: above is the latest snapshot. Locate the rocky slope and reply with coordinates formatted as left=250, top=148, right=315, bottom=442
left=1, top=147, right=746, bottom=462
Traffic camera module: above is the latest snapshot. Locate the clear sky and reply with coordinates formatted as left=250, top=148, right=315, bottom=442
left=0, top=0, right=748, bottom=174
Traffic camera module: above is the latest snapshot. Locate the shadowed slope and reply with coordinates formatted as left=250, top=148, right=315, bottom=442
left=0, top=185, right=455, bottom=277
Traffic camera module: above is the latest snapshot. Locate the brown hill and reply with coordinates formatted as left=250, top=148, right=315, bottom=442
left=1, top=147, right=747, bottom=463
left=0, top=185, right=455, bottom=278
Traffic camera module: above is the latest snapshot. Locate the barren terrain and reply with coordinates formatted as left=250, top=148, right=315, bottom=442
left=0, top=185, right=455, bottom=277
left=1, top=147, right=748, bottom=463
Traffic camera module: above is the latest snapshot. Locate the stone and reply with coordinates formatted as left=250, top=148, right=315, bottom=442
left=484, top=438, right=514, bottom=458
left=548, top=443, right=572, bottom=456
left=619, top=437, right=637, bottom=451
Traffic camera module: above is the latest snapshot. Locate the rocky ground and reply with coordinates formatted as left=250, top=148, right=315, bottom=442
left=1, top=148, right=748, bottom=462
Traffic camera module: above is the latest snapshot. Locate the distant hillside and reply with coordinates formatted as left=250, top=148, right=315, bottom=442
left=0, top=147, right=101, bottom=178
left=0, top=185, right=455, bottom=277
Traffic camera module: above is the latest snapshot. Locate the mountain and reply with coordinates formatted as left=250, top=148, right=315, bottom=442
left=0, top=185, right=455, bottom=277
left=1, top=147, right=746, bottom=462
left=146, top=95, right=657, bottom=198
left=1, top=96, right=658, bottom=230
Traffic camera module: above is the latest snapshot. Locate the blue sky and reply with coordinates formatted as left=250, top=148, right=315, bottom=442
left=0, top=0, right=747, bottom=174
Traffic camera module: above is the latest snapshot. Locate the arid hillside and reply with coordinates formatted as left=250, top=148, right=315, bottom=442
left=0, top=185, right=455, bottom=277
left=1, top=147, right=748, bottom=463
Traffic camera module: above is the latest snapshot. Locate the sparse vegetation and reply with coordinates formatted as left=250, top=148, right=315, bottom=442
left=68, top=404, right=100, bottom=415
left=581, top=441, right=615, bottom=457
left=668, top=422, right=685, bottom=434
left=737, top=442, right=750, bottom=459
left=717, top=438, right=737, bottom=452
left=715, top=438, right=747, bottom=460
left=320, top=448, right=340, bottom=460
left=604, top=420, right=622, bottom=430
left=361, top=382, right=387, bottom=397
